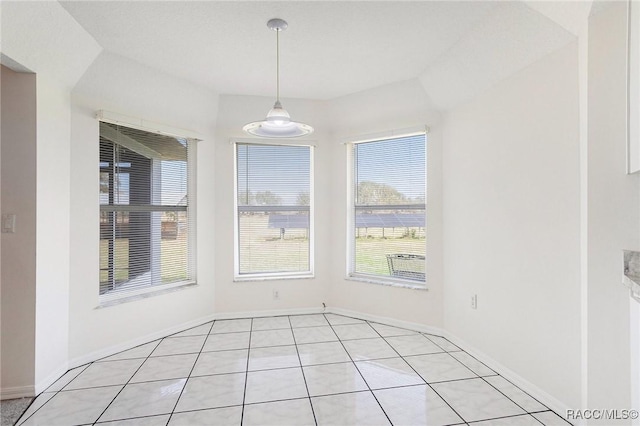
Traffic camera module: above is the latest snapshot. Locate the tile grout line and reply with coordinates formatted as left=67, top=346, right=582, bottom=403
left=477, top=366, right=550, bottom=412
left=19, top=333, right=189, bottom=425
left=372, top=322, right=567, bottom=424
left=531, top=410, right=574, bottom=425
left=18, top=313, right=569, bottom=426
left=402, top=330, right=563, bottom=422
left=12, top=396, right=39, bottom=426
left=531, top=414, right=547, bottom=425
left=466, top=411, right=550, bottom=425
left=90, top=339, right=164, bottom=425
left=454, top=345, right=554, bottom=418
left=164, top=320, right=215, bottom=425
left=477, top=374, right=545, bottom=418
left=366, top=319, right=469, bottom=425
left=95, top=339, right=166, bottom=363
left=322, top=314, right=395, bottom=425
left=420, top=332, right=460, bottom=353
left=15, top=362, right=93, bottom=426
left=93, top=413, right=170, bottom=425
left=447, top=350, right=495, bottom=372
left=288, top=315, right=318, bottom=426
left=164, top=321, right=216, bottom=339
left=320, top=320, right=557, bottom=423
left=239, top=318, right=254, bottom=425
left=51, top=363, right=93, bottom=392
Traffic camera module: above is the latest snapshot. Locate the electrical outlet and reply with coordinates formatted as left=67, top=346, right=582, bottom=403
left=273, top=290, right=280, bottom=300
left=471, top=294, right=478, bottom=309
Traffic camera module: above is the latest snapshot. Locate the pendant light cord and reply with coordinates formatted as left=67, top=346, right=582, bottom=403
left=242, top=19, right=314, bottom=137
left=276, top=28, right=280, bottom=103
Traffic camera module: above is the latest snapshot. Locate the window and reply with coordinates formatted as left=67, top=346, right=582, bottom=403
left=235, top=142, right=313, bottom=279
left=349, top=132, right=426, bottom=286
left=99, top=122, right=196, bottom=301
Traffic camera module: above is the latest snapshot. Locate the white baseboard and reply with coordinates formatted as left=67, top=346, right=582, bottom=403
left=66, top=307, right=324, bottom=370
left=34, top=363, right=69, bottom=395
left=0, top=385, right=35, bottom=400
left=66, top=312, right=219, bottom=370
left=327, top=307, right=443, bottom=335
left=213, top=306, right=323, bottom=320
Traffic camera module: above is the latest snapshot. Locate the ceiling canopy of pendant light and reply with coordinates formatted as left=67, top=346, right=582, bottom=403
left=243, top=18, right=314, bottom=138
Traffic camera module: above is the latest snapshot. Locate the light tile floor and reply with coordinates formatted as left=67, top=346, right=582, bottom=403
left=15, top=313, right=571, bottom=426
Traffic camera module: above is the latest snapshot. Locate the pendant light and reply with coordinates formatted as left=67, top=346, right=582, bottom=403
left=243, top=18, right=314, bottom=138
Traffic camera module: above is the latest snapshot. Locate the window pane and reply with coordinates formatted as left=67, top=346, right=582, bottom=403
left=160, top=160, right=188, bottom=206
left=114, top=172, right=130, bottom=205
left=100, top=211, right=131, bottom=294
left=236, top=143, right=312, bottom=276
left=237, top=144, right=310, bottom=207
left=355, top=135, right=425, bottom=206
left=352, top=134, right=426, bottom=283
left=238, top=211, right=309, bottom=274
left=161, top=211, right=189, bottom=283
left=99, top=122, right=194, bottom=298
left=100, top=172, right=109, bottom=205
left=100, top=209, right=190, bottom=295
left=354, top=209, right=425, bottom=279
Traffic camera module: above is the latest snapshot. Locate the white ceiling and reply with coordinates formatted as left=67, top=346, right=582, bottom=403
left=59, top=1, right=581, bottom=105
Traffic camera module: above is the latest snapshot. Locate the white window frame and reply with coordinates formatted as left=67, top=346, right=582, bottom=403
left=345, top=128, right=428, bottom=290
left=97, top=111, right=200, bottom=306
left=233, top=139, right=315, bottom=281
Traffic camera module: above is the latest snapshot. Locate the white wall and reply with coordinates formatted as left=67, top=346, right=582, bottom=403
left=33, top=75, right=73, bottom=390
left=68, top=51, right=219, bottom=362
left=586, top=3, right=638, bottom=419
left=213, top=95, right=328, bottom=314
left=0, top=65, right=37, bottom=398
left=442, top=41, right=582, bottom=410
left=1, top=0, right=102, bottom=393
left=326, top=79, right=445, bottom=327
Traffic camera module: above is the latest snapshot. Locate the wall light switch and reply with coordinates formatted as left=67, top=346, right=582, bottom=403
left=2, top=214, right=16, bottom=233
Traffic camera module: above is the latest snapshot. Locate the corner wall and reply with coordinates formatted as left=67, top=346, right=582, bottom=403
left=326, top=79, right=444, bottom=327
left=442, top=42, right=582, bottom=410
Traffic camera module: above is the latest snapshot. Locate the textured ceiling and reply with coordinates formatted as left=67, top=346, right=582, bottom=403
left=2, top=1, right=102, bottom=88
left=60, top=1, right=579, bottom=106
left=419, top=2, right=576, bottom=110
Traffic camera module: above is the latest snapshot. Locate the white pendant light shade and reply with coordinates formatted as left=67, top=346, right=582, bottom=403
left=243, top=101, right=313, bottom=138
left=243, top=19, right=314, bottom=138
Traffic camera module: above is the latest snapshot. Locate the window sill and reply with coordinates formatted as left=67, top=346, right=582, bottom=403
left=346, top=274, right=428, bottom=291
left=97, top=281, right=198, bottom=308
left=234, top=273, right=315, bottom=283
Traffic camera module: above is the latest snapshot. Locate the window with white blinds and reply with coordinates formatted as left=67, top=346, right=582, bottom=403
left=99, top=122, right=196, bottom=301
left=235, top=142, right=313, bottom=278
left=350, top=133, right=426, bottom=286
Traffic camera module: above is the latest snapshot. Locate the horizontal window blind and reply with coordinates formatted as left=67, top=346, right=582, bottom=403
left=99, top=122, right=196, bottom=299
left=351, top=133, right=426, bottom=283
left=236, top=143, right=312, bottom=276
